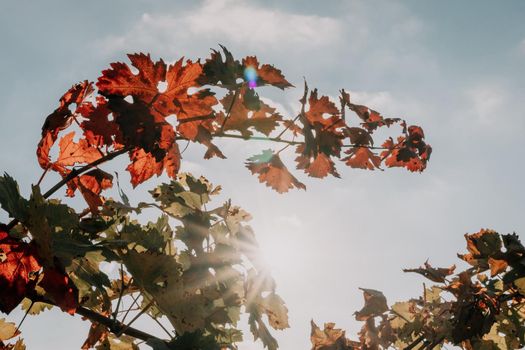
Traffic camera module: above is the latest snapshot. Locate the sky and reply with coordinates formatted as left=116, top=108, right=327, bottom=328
left=1, top=0, right=525, bottom=349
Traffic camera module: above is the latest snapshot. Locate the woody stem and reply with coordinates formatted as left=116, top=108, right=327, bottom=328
left=5, top=147, right=131, bottom=231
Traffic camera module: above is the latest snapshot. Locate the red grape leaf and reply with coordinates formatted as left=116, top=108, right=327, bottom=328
left=96, top=53, right=166, bottom=103
left=97, top=54, right=217, bottom=141
left=347, top=102, right=401, bottom=131
left=344, top=127, right=373, bottom=146
left=37, top=131, right=55, bottom=170
left=296, top=149, right=340, bottom=179
left=0, top=230, right=41, bottom=313
left=295, top=89, right=344, bottom=178
left=195, top=125, right=225, bottom=160
left=246, top=150, right=305, bottom=193
left=165, top=60, right=217, bottom=140
left=66, top=169, right=113, bottom=213
left=127, top=149, right=164, bottom=187
left=218, top=89, right=282, bottom=138
left=39, top=267, right=78, bottom=315
left=37, top=81, right=94, bottom=170
left=106, top=96, right=175, bottom=158
left=126, top=144, right=180, bottom=187
left=54, top=132, right=102, bottom=169
left=78, top=96, right=120, bottom=147
left=242, top=56, right=293, bottom=90
left=41, top=81, right=94, bottom=138
left=381, top=126, right=432, bottom=172
left=343, top=147, right=381, bottom=170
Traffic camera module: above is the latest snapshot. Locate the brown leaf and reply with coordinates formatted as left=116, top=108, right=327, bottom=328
left=310, top=321, right=358, bottom=350
left=296, top=151, right=340, bottom=179
left=295, top=89, right=344, bottom=178
left=246, top=150, right=305, bottom=193
left=354, top=288, right=388, bottom=321
left=343, top=147, right=381, bottom=170
left=217, top=88, right=283, bottom=138
left=488, top=257, right=507, bottom=276
left=242, top=56, right=293, bottom=89
left=403, top=260, right=456, bottom=283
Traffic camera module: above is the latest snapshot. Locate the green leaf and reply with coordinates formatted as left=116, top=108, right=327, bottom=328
left=27, top=186, right=53, bottom=266
left=0, top=173, right=28, bottom=221
left=66, top=251, right=111, bottom=301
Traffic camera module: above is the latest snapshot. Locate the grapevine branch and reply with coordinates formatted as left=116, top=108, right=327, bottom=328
left=5, top=147, right=130, bottom=231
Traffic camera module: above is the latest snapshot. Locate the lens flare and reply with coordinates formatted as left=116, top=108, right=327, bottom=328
left=244, top=66, right=258, bottom=89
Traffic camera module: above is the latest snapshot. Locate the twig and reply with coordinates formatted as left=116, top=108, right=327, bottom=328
left=121, top=293, right=141, bottom=324
left=112, top=264, right=126, bottom=321
left=42, top=147, right=130, bottom=199
left=76, top=305, right=165, bottom=344
left=35, top=168, right=49, bottom=187
left=5, top=147, right=130, bottom=231
left=117, top=299, right=155, bottom=337
left=275, top=113, right=300, bottom=140
left=210, top=132, right=393, bottom=150
left=147, top=313, right=174, bottom=339
left=220, top=88, right=240, bottom=131
left=15, top=301, right=32, bottom=333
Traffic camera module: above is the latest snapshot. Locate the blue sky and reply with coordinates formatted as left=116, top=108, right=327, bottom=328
left=1, top=1, right=525, bottom=349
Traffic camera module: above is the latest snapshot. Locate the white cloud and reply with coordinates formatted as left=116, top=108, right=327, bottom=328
left=95, top=0, right=343, bottom=59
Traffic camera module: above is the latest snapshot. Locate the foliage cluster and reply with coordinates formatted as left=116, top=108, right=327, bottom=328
left=3, top=46, right=519, bottom=350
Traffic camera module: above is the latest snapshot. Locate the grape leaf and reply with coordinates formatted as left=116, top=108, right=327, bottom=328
left=242, top=56, right=292, bottom=90
left=38, top=267, right=78, bottom=314
left=55, top=132, right=102, bottom=170
left=218, top=89, right=283, bottom=138
left=246, top=150, right=305, bottom=193
left=20, top=298, right=52, bottom=315
left=310, top=321, right=356, bottom=350
left=342, top=147, right=381, bottom=170
left=37, top=81, right=94, bottom=170
left=295, top=89, right=344, bottom=178
left=97, top=54, right=217, bottom=141
left=0, top=319, right=19, bottom=341
left=200, top=45, right=243, bottom=88
left=0, top=174, right=29, bottom=222
left=403, top=260, right=456, bottom=283
left=354, top=288, right=388, bottom=321
left=0, top=230, right=41, bottom=313
left=78, top=96, right=120, bottom=147
left=66, top=169, right=113, bottom=213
